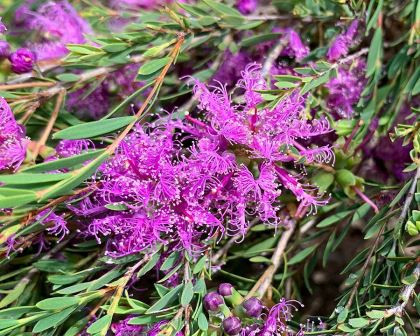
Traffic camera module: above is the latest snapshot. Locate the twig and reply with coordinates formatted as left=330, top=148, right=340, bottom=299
left=384, top=263, right=420, bottom=317
left=31, top=88, right=66, bottom=160
left=0, top=81, right=55, bottom=90
left=245, top=224, right=295, bottom=299
left=346, top=167, right=420, bottom=309
left=261, top=40, right=287, bottom=78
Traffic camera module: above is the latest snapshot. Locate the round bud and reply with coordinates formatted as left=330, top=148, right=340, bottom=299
left=203, top=292, right=224, bottom=312
left=0, top=41, right=10, bottom=58
left=9, top=48, right=36, bottom=74
left=242, top=297, right=263, bottom=317
left=222, top=316, right=242, bottom=335
left=218, top=283, right=233, bottom=297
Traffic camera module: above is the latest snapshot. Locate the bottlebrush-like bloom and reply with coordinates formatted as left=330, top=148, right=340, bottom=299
left=327, top=20, right=359, bottom=61
left=36, top=209, right=69, bottom=242
left=67, top=84, right=110, bottom=120
left=0, top=41, right=10, bottom=58
left=111, top=316, right=143, bottom=336
left=236, top=0, right=258, bottom=14
left=282, top=29, right=310, bottom=61
left=0, top=97, right=28, bottom=171
left=24, top=1, right=92, bottom=60
left=326, top=58, right=366, bottom=118
left=70, top=63, right=332, bottom=257
left=9, top=48, right=36, bottom=74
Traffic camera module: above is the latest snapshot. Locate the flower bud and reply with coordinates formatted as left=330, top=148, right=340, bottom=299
left=9, top=48, right=36, bottom=74
left=203, top=292, right=224, bottom=312
left=218, top=283, right=233, bottom=297
left=242, top=297, right=263, bottom=317
left=222, top=316, right=242, bottom=335
left=0, top=41, right=10, bottom=58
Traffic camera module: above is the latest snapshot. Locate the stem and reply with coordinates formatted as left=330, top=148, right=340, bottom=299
left=353, top=187, right=379, bottom=214
left=32, top=88, right=66, bottom=160
left=245, top=224, right=295, bottom=299
left=0, top=81, right=55, bottom=90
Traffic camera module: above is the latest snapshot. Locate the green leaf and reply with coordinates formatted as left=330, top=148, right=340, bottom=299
left=138, top=57, right=170, bottom=75
left=0, top=192, right=37, bottom=208
left=0, top=307, right=34, bottom=319
left=366, top=28, right=383, bottom=77
left=300, top=70, right=332, bottom=95
left=21, top=150, right=106, bottom=173
left=0, top=282, right=28, bottom=309
left=146, top=284, right=182, bottom=314
left=160, top=251, right=180, bottom=271
left=53, top=116, right=135, bottom=140
left=137, top=252, right=161, bottom=277
left=202, top=0, right=242, bottom=17
left=366, top=310, right=386, bottom=319
left=104, top=203, right=128, bottom=211
left=56, top=283, right=91, bottom=295
left=249, top=256, right=272, bottom=263
left=349, top=317, right=370, bottom=329
left=198, top=312, right=208, bottom=331
left=36, top=297, right=80, bottom=311
left=0, top=320, right=17, bottom=330
left=192, top=255, right=207, bottom=274
left=337, top=307, right=349, bottom=323
left=317, top=210, right=353, bottom=228
left=0, top=173, right=71, bottom=185
left=181, top=282, right=194, bottom=306
left=288, top=245, right=318, bottom=265
left=323, top=230, right=336, bottom=267
left=86, top=315, right=112, bottom=334
left=33, top=306, right=77, bottom=333
left=240, top=33, right=282, bottom=47
left=56, top=74, right=80, bottom=82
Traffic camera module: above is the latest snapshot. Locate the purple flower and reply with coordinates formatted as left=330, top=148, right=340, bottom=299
left=0, top=97, right=28, bottom=171
left=223, top=316, right=242, bottom=335
left=282, top=29, right=310, bottom=61
left=55, top=140, right=94, bottom=158
left=69, top=63, right=332, bottom=256
left=36, top=209, right=69, bottom=242
left=213, top=51, right=252, bottom=88
left=0, top=17, right=7, bottom=34
left=0, top=41, right=10, bottom=58
left=23, top=1, right=92, bottom=60
left=111, top=316, right=143, bottom=336
left=66, top=84, right=110, bottom=120
left=203, top=292, right=224, bottom=311
left=327, top=19, right=359, bottom=61
left=326, top=58, right=366, bottom=118
left=147, top=320, right=169, bottom=336
left=218, top=283, right=234, bottom=296
left=242, top=297, right=263, bottom=317
left=236, top=0, right=258, bottom=14
left=9, top=48, right=36, bottom=74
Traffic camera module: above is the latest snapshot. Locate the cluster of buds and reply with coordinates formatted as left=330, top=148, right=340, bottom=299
left=203, top=283, right=304, bottom=335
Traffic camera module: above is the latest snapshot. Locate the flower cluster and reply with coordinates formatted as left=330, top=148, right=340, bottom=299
left=203, top=283, right=304, bottom=335
left=67, top=64, right=332, bottom=257
left=16, top=0, right=91, bottom=60
left=327, top=20, right=359, bottom=61
left=0, top=97, right=28, bottom=171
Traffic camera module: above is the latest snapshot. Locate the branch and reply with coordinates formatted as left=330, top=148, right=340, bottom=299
left=245, top=224, right=295, bottom=299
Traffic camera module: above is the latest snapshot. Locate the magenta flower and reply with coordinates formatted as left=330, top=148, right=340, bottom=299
left=24, top=1, right=92, bottom=60
left=111, top=316, right=143, bottom=336
left=9, top=48, right=36, bottom=74
left=326, top=58, right=366, bottom=118
left=70, top=63, right=332, bottom=257
left=236, top=0, right=258, bottom=14
left=327, top=19, right=359, bottom=61
left=36, top=209, right=69, bottom=242
left=0, top=41, right=10, bottom=58
left=0, top=97, right=28, bottom=171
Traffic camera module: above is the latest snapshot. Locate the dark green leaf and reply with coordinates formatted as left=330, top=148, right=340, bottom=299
left=146, top=284, right=182, bottom=314
left=288, top=245, right=318, bottom=265
left=53, top=116, right=135, bottom=140
left=138, top=57, right=170, bottom=75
